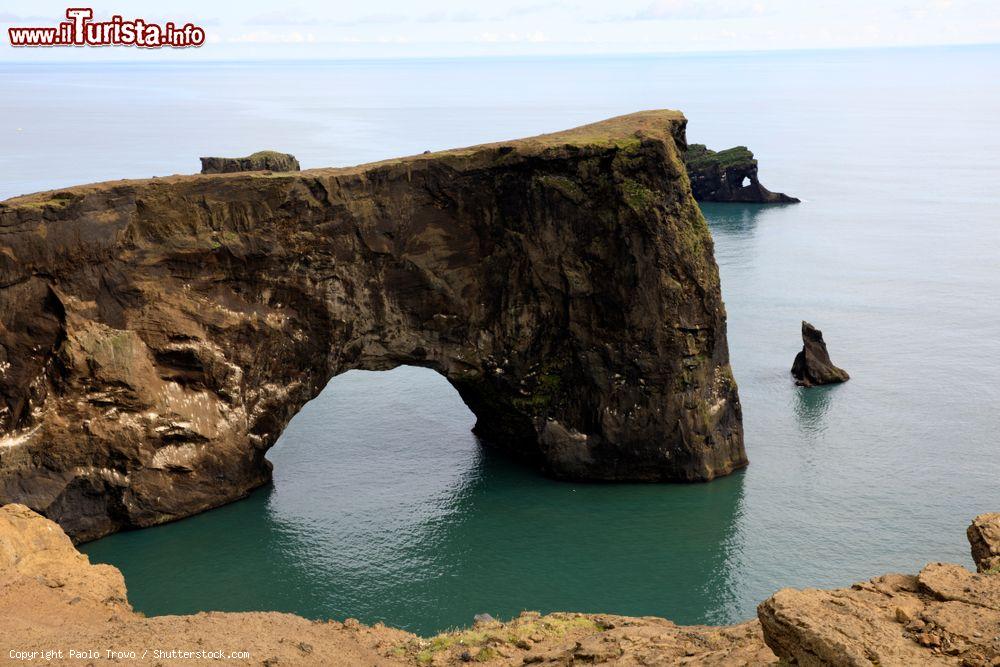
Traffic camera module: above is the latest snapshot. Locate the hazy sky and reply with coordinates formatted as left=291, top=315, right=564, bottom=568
left=2, top=0, right=999, bottom=60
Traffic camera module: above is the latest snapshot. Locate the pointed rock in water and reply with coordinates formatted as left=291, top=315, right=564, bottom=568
left=968, top=513, right=1000, bottom=573
left=791, top=321, right=849, bottom=387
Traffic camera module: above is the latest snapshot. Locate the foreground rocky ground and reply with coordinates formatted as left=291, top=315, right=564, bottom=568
left=2, top=504, right=999, bottom=666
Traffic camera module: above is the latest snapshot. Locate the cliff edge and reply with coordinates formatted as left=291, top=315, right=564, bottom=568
left=0, top=111, right=745, bottom=541
left=3, top=504, right=999, bottom=665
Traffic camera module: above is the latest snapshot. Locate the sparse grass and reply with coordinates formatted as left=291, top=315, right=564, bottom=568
left=473, top=647, right=498, bottom=662
left=620, top=178, right=655, bottom=212
left=402, top=613, right=605, bottom=664
left=513, top=365, right=564, bottom=412
left=536, top=174, right=585, bottom=203
left=248, top=150, right=291, bottom=160
left=683, top=144, right=755, bottom=170
left=10, top=190, right=79, bottom=210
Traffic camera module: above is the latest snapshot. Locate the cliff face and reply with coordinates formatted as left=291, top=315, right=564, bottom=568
left=0, top=111, right=745, bottom=541
left=683, top=144, right=799, bottom=203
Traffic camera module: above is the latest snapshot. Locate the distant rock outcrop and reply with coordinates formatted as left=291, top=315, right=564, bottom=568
left=683, top=143, right=798, bottom=203
left=200, top=150, right=300, bottom=174
left=791, top=321, right=850, bottom=387
left=968, top=513, right=1000, bottom=573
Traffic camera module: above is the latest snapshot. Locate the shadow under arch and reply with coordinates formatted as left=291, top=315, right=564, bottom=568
left=84, top=365, right=747, bottom=635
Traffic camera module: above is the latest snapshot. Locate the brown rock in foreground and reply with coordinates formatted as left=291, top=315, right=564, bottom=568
left=0, top=111, right=745, bottom=541
left=968, top=513, right=1000, bottom=573
left=791, top=321, right=850, bottom=387
left=758, top=563, right=1000, bottom=666
left=0, top=504, right=414, bottom=666
left=199, top=150, right=300, bottom=174
left=0, top=504, right=776, bottom=666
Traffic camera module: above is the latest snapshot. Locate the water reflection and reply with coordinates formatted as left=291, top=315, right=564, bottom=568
left=699, top=203, right=771, bottom=241
left=84, top=366, right=748, bottom=635
left=793, top=385, right=838, bottom=437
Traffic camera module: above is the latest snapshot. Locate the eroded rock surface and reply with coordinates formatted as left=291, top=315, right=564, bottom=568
left=0, top=111, right=745, bottom=541
left=400, top=613, right=776, bottom=666
left=791, top=321, right=850, bottom=387
left=757, top=515, right=1000, bottom=666
left=683, top=144, right=798, bottom=203
left=759, top=564, right=1000, bottom=666
left=200, top=150, right=301, bottom=174
left=969, top=513, right=1000, bottom=573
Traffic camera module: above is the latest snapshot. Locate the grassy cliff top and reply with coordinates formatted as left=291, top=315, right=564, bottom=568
left=2, top=110, right=687, bottom=207
left=683, top=144, right=755, bottom=170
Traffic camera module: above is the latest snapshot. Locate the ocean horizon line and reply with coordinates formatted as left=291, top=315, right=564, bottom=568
left=2, top=39, right=998, bottom=67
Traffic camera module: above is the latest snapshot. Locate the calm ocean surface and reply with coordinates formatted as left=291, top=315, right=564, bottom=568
left=3, top=46, right=999, bottom=635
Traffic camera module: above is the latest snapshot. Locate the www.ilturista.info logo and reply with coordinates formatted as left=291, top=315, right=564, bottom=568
left=8, top=8, right=205, bottom=48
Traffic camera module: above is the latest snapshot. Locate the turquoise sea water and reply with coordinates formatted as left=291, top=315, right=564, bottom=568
left=3, top=46, right=999, bottom=635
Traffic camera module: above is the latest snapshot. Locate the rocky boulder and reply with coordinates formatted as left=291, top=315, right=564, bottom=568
left=758, top=517, right=1000, bottom=666
left=200, top=150, right=300, bottom=174
left=969, top=513, right=1000, bottom=573
left=683, top=143, right=798, bottom=203
left=759, top=563, right=1000, bottom=666
left=791, top=321, right=850, bottom=387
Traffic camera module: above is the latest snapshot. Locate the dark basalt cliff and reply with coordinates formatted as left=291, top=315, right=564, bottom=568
left=0, top=111, right=745, bottom=541
left=684, top=143, right=799, bottom=203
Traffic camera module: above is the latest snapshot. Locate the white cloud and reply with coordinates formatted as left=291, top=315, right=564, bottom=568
left=627, top=0, right=770, bottom=21
left=477, top=31, right=548, bottom=43
left=0, top=11, right=57, bottom=22
left=244, top=3, right=574, bottom=27
left=228, top=31, right=317, bottom=44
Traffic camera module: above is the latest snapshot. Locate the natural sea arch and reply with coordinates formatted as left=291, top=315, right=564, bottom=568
left=0, top=111, right=745, bottom=541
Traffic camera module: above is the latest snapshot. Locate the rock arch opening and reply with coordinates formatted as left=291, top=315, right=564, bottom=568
left=269, top=366, right=482, bottom=489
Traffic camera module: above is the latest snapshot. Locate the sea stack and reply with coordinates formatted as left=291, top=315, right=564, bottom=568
left=791, top=321, right=850, bottom=387
left=682, top=144, right=798, bottom=203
